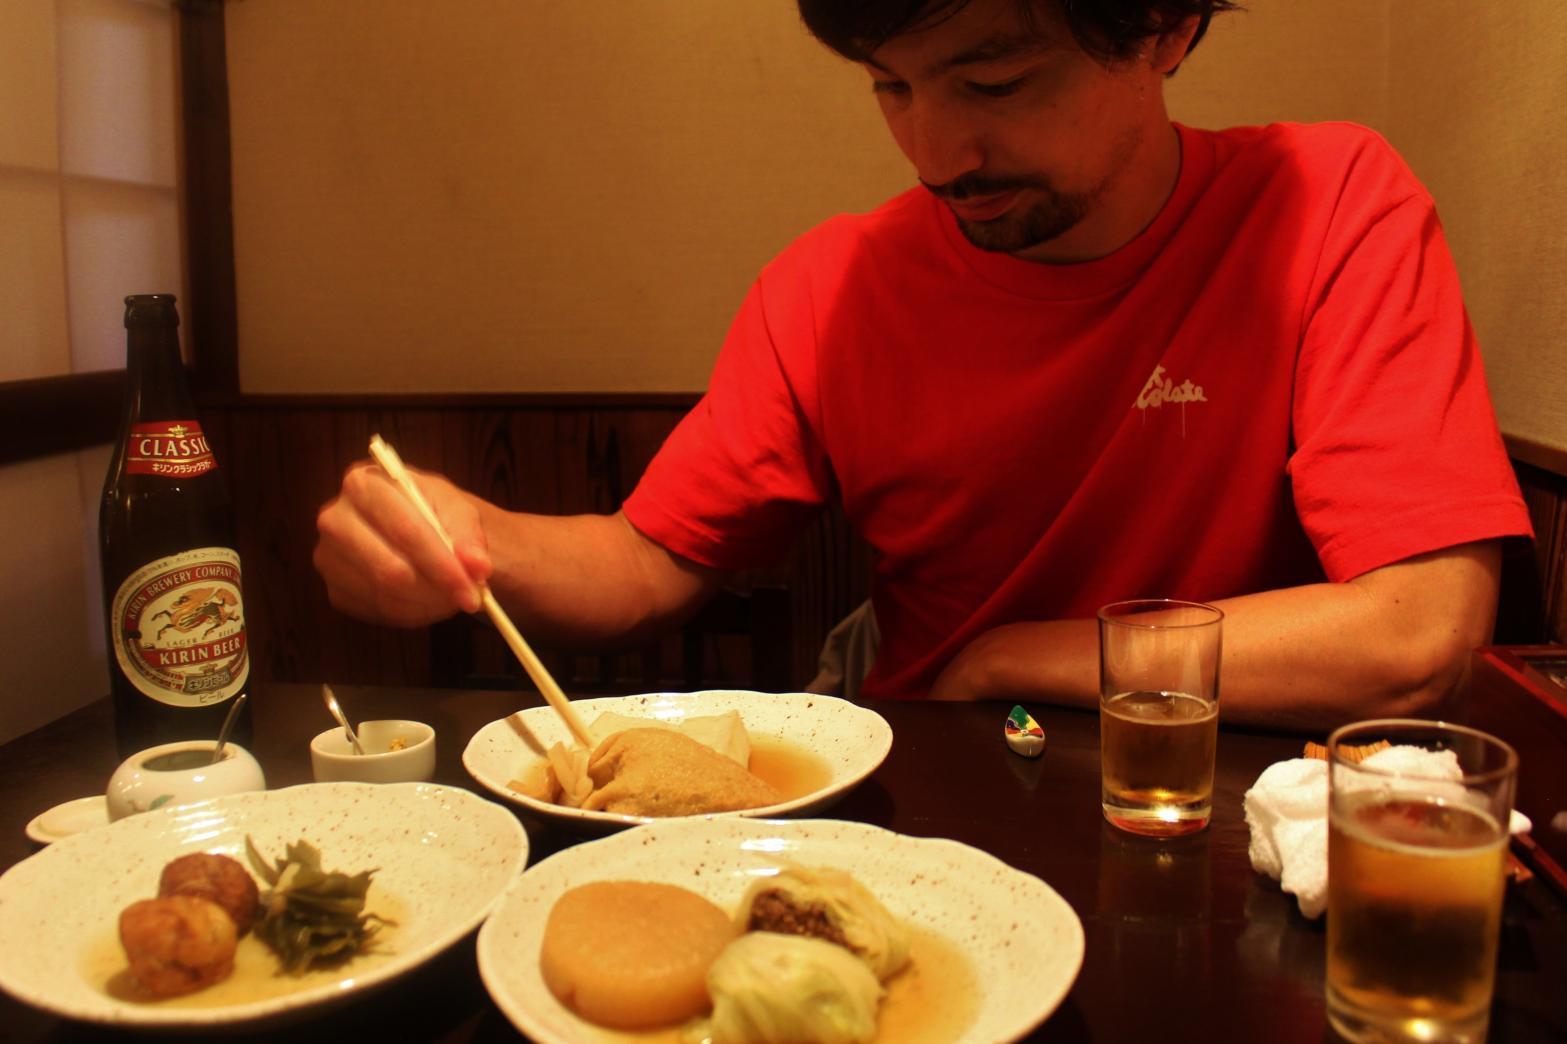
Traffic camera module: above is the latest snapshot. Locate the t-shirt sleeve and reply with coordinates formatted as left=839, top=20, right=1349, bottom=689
left=621, top=272, right=834, bottom=571
left=1290, top=143, right=1531, bottom=582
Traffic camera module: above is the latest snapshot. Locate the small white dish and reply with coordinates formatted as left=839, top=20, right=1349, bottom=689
left=461, top=690, right=893, bottom=830
left=26, top=795, right=110, bottom=845
left=106, top=741, right=266, bottom=822
left=477, top=817, right=1085, bottom=1044
left=0, top=781, right=529, bottom=1029
left=310, top=719, right=436, bottom=783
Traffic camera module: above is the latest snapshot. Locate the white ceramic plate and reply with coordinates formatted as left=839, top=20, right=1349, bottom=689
left=477, top=818, right=1084, bottom=1044
left=461, top=691, right=893, bottom=829
left=0, top=782, right=528, bottom=1028
left=25, top=794, right=110, bottom=845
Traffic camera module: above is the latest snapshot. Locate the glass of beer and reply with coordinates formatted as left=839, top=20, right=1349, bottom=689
left=1097, top=599, right=1223, bottom=836
left=1326, top=720, right=1517, bottom=1044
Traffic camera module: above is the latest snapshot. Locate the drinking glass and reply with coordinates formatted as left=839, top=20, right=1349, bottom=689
left=1326, top=720, right=1517, bottom=1044
left=1097, top=599, right=1223, bottom=836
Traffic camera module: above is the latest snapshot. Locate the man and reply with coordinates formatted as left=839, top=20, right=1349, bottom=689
left=314, top=0, right=1530, bottom=731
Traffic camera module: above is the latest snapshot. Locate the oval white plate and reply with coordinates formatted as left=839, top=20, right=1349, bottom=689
left=462, top=691, right=893, bottom=829
left=0, top=782, right=528, bottom=1028
left=25, top=794, right=110, bottom=845
left=477, top=818, right=1084, bottom=1044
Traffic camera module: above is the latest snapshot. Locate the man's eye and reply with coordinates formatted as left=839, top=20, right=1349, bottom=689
left=967, top=77, right=1026, bottom=98
left=871, top=79, right=909, bottom=97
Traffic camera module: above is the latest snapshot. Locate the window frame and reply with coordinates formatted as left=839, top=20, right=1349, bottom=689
left=0, top=0, right=237, bottom=466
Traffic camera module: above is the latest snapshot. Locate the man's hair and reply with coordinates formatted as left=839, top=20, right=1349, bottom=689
left=796, top=0, right=1240, bottom=67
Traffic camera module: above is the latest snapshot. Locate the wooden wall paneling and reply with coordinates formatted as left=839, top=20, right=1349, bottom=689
left=469, top=408, right=560, bottom=515
left=785, top=504, right=876, bottom=687
left=1527, top=464, right=1566, bottom=643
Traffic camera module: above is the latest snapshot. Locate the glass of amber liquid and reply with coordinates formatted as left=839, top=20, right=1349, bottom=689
left=1326, top=720, right=1517, bottom=1044
left=1097, top=599, right=1223, bottom=837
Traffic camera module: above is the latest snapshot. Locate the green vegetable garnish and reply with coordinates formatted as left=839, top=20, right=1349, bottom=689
left=245, top=837, right=393, bottom=974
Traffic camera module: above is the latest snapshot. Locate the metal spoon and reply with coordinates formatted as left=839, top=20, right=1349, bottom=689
left=321, top=684, right=366, bottom=755
left=209, top=693, right=248, bottom=765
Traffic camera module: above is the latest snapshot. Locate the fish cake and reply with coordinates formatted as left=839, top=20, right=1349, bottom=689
left=539, top=881, right=736, bottom=1029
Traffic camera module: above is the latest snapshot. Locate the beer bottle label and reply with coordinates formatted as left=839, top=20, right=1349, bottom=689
left=110, top=547, right=249, bottom=707
left=125, top=420, right=218, bottom=477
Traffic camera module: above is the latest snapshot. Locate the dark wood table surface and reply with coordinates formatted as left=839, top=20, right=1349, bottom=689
left=1, top=683, right=1564, bottom=1042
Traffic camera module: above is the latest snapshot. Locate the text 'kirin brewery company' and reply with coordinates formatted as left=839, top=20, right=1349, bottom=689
left=100, top=294, right=252, bottom=757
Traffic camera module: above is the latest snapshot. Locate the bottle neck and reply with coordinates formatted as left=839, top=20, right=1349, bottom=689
left=124, top=322, right=198, bottom=422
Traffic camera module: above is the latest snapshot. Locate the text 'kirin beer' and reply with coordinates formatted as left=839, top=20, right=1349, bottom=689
left=100, top=294, right=252, bottom=758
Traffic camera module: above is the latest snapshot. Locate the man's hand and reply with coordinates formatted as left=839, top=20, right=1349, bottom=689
left=314, top=461, right=491, bottom=627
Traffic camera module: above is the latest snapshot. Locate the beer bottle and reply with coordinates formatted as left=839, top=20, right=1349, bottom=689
left=100, top=294, right=252, bottom=758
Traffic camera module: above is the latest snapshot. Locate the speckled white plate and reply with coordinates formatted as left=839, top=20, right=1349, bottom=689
left=461, top=691, right=893, bottom=830
left=0, top=782, right=528, bottom=1028
left=477, top=818, right=1083, bottom=1044
left=25, top=794, right=110, bottom=845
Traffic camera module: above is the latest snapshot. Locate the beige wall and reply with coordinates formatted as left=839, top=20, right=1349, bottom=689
left=1169, top=0, right=1389, bottom=130
left=226, top=0, right=1397, bottom=396
left=226, top=1, right=909, bottom=393
left=227, top=1, right=1566, bottom=452
left=1386, top=0, right=1567, bottom=455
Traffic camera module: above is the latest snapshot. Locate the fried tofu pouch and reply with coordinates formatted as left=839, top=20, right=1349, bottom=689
left=588, top=710, right=752, bottom=766
left=738, top=865, right=911, bottom=981
left=581, top=728, right=782, bottom=816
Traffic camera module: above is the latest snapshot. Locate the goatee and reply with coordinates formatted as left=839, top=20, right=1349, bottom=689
left=923, top=171, right=1098, bottom=254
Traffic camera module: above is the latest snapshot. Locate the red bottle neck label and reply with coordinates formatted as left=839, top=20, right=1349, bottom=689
left=126, top=421, right=218, bottom=477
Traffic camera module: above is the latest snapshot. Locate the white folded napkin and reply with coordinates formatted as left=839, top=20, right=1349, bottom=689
left=1244, top=746, right=1531, bottom=919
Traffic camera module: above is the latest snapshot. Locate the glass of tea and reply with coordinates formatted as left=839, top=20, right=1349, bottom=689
left=1325, top=720, right=1517, bottom=1044
left=1097, top=599, right=1223, bottom=837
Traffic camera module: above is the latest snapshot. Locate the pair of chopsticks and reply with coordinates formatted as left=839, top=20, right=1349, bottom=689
left=1302, top=739, right=1533, bottom=884
left=368, top=434, right=593, bottom=749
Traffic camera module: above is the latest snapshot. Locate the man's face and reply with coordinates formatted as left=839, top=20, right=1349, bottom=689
left=864, top=0, right=1165, bottom=260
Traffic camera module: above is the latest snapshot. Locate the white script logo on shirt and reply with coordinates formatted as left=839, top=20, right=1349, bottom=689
left=1135, top=364, right=1207, bottom=436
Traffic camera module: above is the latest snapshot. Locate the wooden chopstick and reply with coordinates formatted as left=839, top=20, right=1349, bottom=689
left=368, top=434, right=594, bottom=749
left=1303, top=739, right=1390, bottom=763
left=1303, top=738, right=1531, bottom=883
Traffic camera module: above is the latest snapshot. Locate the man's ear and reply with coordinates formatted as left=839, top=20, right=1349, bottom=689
left=1148, top=16, right=1203, bottom=75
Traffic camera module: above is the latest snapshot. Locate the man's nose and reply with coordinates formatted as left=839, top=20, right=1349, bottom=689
left=904, top=101, right=983, bottom=186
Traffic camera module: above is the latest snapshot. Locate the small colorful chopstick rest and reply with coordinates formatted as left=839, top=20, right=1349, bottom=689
left=1004, top=705, right=1046, bottom=758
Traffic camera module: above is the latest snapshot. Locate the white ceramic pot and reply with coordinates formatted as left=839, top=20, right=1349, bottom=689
left=105, top=741, right=267, bottom=821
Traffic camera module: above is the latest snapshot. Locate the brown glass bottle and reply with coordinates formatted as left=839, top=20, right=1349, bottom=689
left=100, top=294, right=252, bottom=758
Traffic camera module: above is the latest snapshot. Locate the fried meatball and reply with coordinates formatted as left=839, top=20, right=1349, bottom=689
left=119, top=896, right=237, bottom=998
left=158, top=852, right=259, bottom=935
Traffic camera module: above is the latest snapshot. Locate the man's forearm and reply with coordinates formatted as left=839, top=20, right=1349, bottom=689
left=931, top=542, right=1502, bottom=732
left=478, top=506, right=719, bottom=646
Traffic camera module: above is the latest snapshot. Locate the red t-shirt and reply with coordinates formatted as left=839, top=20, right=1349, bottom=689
left=623, top=122, right=1531, bottom=699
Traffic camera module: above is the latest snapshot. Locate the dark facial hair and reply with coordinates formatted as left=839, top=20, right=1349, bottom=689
left=922, top=173, right=1092, bottom=253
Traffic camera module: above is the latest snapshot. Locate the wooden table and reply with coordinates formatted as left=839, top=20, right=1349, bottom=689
left=2, top=684, right=1564, bottom=1042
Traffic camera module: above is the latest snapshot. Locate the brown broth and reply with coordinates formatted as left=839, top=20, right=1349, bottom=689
left=744, top=736, right=833, bottom=803
left=580, top=926, right=979, bottom=1044
left=84, top=890, right=403, bottom=1009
